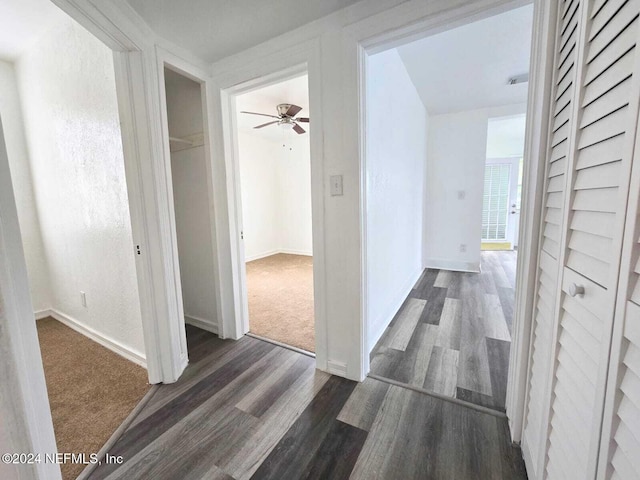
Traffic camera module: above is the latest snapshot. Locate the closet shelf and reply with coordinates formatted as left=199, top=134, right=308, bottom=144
left=169, top=132, right=205, bottom=152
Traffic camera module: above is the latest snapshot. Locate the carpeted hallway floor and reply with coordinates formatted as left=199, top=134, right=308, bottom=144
left=36, top=317, right=151, bottom=480
left=246, top=253, right=315, bottom=352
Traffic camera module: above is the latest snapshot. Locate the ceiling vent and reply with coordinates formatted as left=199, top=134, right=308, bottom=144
left=507, top=73, right=529, bottom=85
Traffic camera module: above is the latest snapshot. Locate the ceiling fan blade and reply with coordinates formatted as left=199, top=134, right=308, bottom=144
left=254, top=121, right=280, bottom=129
left=285, top=104, right=302, bottom=117
left=295, top=117, right=309, bottom=123
left=292, top=123, right=306, bottom=134
left=241, top=111, right=280, bottom=119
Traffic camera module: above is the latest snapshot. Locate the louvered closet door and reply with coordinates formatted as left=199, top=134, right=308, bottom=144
left=598, top=242, right=640, bottom=479
left=522, top=0, right=581, bottom=476
left=546, top=0, right=640, bottom=479
left=595, top=67, right=640, bottom=480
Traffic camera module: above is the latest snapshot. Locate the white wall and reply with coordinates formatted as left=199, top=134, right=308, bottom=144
left=165, top=70, right=218, bottom=328
left=0, top=116, right=60, bottom=480
left=487, top=113, right=527, bottom=158
left=15, top=16, right=145, bottom=358
left=0, top=60, right=51, bottom=313
left=366, top=49, right=427, bottom=351
left=238, top=130, right=312, bottom=261
left=424, top=103, right=526, bottom=272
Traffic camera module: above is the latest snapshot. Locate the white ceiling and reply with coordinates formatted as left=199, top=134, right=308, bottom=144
left=236, top=74, right=310, bottom=142
left=0, top=0, right=66, bottom=61
left=486, top=114, right=527, bottom=158
left=127, top=0, right=361, bottom=63
left=397, top=4, right=533, bottom=115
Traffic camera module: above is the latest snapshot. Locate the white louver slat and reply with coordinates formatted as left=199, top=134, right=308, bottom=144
left=522, top=1, right=580, bottom=476
left=545, top=0, right=640, bottom=478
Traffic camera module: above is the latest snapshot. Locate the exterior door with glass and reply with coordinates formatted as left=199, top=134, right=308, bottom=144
left=482, top=157, right=521, bottom=249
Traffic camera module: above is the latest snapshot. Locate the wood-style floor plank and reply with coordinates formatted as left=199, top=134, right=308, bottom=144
left=250, top=376, right=357, bottom=479
left=486, top=337, right=511, bottom=410
left=350, top=381, right=525, bottom=479
left=91, top=326, right=525, bottom=480
left=482, top=294, right=511, bottom=341
left=423, top=345, right=459, bottom=396
left=382, top=297, right=426, bottom=351
left=369, top=251, right=516, bottom=411
left=337, top=377, right=390, bottom=432
left=220, top=366, right=330, bottom=480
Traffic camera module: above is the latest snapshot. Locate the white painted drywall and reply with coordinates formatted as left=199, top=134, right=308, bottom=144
left=238, top=132, right=281, bottom=260
left=366, top=49, right=427, bottom=351
left=238, top=129, right=312, bottom=261
left=278, top=133, right=313, bottom=255
left=164, top=69, right=218, bottom=328
left=0, top=60, right=51, bottom=312
left=486, top=113, right=527, bottom=158
left=15, top=17, right=145, bottom=357
left=424, top=103, right=526, bottom=271
left=0, top=115, right=60, bottom=480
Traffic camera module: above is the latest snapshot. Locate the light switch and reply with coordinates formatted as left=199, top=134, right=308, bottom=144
left=457, top=190, right=466, bottom=200
left=330, top=175, right=343, bottom=196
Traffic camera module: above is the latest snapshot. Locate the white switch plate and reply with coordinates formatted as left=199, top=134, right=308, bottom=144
left=457, top=190, right=466, bottom=200
left=330, top=175, right=343, bottom=196
left=80, top=291, right=87, bottom=307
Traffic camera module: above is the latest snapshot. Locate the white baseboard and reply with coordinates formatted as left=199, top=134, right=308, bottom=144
left=245, top=249, right=313, bottom=262
left=245, top=249, right=280, bottom=262
left=424, top=257, right=480, bottom=273
left=184, top=314, right=218, bottom=334
left=38, top=309, right=146, bottom=368
left=368, top=267, right=423, bottom=353
left=279, top=249, right=313, bottom=257
left=327, top=359, right=347, bottom=376
left=34, top=309, right=53, bottom=320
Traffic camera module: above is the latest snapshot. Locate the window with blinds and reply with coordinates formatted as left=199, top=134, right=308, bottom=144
left=482, top=164, right=510, bottom=240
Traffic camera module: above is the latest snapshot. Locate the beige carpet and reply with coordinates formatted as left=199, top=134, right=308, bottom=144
left=246, top=253, right=315, bottom=352
left=36, top=318, right=151, bottom=480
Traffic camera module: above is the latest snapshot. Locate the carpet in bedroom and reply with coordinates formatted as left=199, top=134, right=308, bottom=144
left=246, top=253, right=315, bottom=352
left=36, top=317, right=151, bottom=480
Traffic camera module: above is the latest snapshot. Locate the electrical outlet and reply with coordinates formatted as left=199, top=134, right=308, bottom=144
left=457, top=190, right=466, bottom=200
left=459, top=244, right=467, bottom=253
left=80, top=291, right=87, bottom=308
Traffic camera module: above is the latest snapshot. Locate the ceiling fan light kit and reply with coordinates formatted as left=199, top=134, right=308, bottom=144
left=241, top=103, right=309, bottom=134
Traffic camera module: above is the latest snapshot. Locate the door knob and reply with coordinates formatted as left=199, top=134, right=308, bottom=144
left=569, top=283, right=585, bottom=297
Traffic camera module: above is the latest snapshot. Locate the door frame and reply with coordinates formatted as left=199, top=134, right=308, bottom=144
left=224, top=64, right=314, bottom=337
left=484, top=157, right=522, bottom=248
left=213, top=50, right=328, bottom=368
left=350, top=0, right=555, bottom=442
left=155, top=47, right=227, bottom=344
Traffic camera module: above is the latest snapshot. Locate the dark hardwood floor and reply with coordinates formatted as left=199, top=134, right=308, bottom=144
left=370, top=251, right=516, bottom=412
left=87, top=321, right=525, bottom=479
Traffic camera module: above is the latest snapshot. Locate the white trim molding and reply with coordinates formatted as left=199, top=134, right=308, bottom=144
left=506, top=0, right=557, bottom=445
left=34, top=309, right=53, bottom=320
left=40, top=310, right=147, bottom=368
left=184, top=314, right=219, bottom=335
left=423, top=258, right=481, bottom=274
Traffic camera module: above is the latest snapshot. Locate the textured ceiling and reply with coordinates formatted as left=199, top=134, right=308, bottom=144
left=0, top=0, right=66, bottom=61
left=127, top=0, right=361, bottom=63
left=397, top=4, right=533, bottom=115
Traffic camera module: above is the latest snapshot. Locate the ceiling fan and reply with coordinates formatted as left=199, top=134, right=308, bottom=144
left=241, top=104, right=309, bottom=134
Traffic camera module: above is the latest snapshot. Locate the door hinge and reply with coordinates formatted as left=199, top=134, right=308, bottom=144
left=135, top=245, right=141, bottom=255
left=240, top=231, right=244, bottom=240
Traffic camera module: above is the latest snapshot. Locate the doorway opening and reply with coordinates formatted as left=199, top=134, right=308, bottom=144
left=233, top=74, right=315, bottom=354
left=482, top=114, right=526, bottom=251
left=162, top=67, right=220, bottom=361
left=365, top=4, right=533, bottom=413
